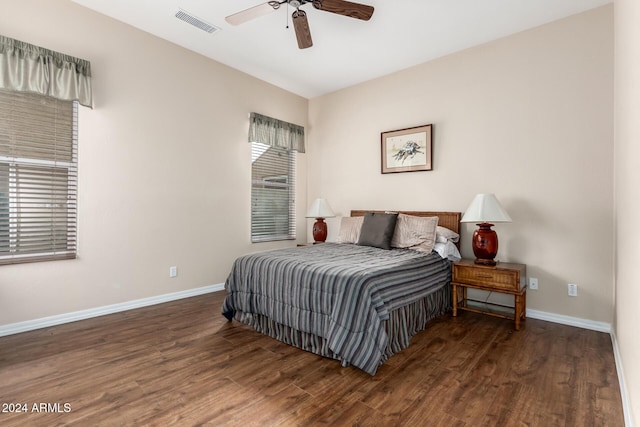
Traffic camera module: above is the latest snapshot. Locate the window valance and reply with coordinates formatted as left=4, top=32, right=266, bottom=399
left=248, top=112, right=305, bottom=153
left=0, top=35, right=92, bottom=108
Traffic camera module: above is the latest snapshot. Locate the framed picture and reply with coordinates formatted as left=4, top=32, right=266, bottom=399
left=381, top=124, right=433, bottom=174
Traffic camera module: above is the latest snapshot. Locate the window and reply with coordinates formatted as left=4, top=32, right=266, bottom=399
left=0, top=89, right=78, bottom=265
left=248, top=112, right=304, bottom=242
left=251, top=142, right=296, bottom=242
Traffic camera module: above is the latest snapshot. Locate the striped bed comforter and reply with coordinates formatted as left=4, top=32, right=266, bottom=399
left=221, top=243, right=451, bottom=375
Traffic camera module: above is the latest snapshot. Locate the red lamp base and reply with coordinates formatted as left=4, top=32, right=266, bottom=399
left=472, top=223, right=498, bottom=266
left=312, top=218, right=327, bottom=243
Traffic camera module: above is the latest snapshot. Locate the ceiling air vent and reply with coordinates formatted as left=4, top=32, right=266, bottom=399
left=175, top=9, right=220, bottom=34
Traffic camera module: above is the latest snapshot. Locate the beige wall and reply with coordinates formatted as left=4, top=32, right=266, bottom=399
left=308, top=6, right=614, bottom=323
left=0, top=0, right=308, bottom=325
left=614, top=0, right=640, bottom=424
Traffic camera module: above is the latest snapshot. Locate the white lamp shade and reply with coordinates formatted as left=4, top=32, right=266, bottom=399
left=306, top=198, right=335, bottom=218
left=461, top=193, right=512, bottom=223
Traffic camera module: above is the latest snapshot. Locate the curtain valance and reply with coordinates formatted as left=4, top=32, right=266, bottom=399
left=0, top=35, right=92, bottom=108
left=248, top=112, right=305, bottom=153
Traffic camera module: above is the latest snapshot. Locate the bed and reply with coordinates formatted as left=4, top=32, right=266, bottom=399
left=222, top=210, right=461, bottom=375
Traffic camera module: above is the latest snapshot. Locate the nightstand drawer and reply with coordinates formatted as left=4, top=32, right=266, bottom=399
left=453, top=264, right=522, bottom=291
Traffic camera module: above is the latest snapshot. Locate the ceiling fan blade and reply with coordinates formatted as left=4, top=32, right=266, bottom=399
left=225, top=2, right=279, bottom=26
left=292, top=10, right=313, bottom=49
left=312, top=0, right=374, bottom=21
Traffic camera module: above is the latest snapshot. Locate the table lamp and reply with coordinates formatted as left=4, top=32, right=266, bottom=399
left=461, top=193, right=512, bottom=266
left=306, top=198, right=335, bottom=243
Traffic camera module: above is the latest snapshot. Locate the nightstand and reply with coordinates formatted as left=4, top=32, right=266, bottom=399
left=451, top=259, right=527, bottom=330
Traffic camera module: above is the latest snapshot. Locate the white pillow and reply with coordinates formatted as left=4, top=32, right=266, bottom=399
left=336, top=216, right=364, bottom=244
left=436, top=226, right=459, bottom=243
left=433, top=241, right=462, bottom=261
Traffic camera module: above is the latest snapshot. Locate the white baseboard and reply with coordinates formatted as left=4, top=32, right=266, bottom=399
left=526, top=308, right=611, bottom=333
left=0, top=283, right=226, bottom=338
left=1, top=293, right=613, bottom=338
left=610, top=330, right=634, bottom=427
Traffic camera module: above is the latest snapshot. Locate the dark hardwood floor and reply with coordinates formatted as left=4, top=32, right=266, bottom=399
left=0, top=292, right=624, bottom=426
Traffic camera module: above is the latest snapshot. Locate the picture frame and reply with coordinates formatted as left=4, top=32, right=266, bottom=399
left=381, top=124, right=433, bottom=174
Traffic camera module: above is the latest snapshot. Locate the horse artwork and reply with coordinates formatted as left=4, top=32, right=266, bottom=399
left=381, top=124, right=433, bottom=174
left=392, top=141, right=424, bottom=164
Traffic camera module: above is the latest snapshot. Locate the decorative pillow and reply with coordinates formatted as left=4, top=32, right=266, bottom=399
left=436, top=226, right=460, bottom=244
left=357, top=212, right=398, bottom=250
left=336, top=216, right=364, bottom=244
left=391, top=214, right=438, bottom=253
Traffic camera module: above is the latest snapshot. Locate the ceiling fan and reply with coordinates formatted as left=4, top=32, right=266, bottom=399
left=225, top=0, right=374, bottom=49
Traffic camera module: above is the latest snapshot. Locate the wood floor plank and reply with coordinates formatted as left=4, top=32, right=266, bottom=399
left=0, top=292, right=625, bottom=426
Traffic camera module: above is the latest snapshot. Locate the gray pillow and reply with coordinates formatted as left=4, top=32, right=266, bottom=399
left=357, top=212, right=398, bottom=250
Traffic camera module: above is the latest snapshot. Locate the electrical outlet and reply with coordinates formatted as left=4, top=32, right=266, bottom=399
left=568, top=283, right=577, bottom=297
left=529, top=278, right=538, bottom=290
left=169, top=266, right=177, bottom=278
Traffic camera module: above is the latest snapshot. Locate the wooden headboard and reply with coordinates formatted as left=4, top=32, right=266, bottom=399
left=350, top=210, right=462, bottom=247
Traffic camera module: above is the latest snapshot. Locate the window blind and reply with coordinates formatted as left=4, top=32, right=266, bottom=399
left=251, top=142, right=295, bottom=242
left=0, top=89, right=77, bottom=265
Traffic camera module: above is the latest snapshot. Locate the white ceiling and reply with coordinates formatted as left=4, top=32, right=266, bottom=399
left=71, top=0, right=611, bottom=99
